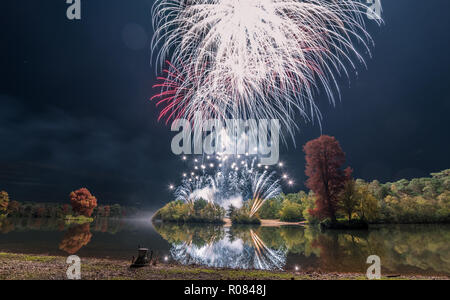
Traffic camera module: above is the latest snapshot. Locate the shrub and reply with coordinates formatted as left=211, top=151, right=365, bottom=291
left=231, top=213, right=261, bottom=225
left=152, top=200, right=225, bottom=224
left=230, top=204, right=261, bottom=225
left=279, top=201, right=303, bottom=222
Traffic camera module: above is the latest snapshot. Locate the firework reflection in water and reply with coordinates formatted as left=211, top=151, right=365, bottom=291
left=170, top=228, right=286, bottom=270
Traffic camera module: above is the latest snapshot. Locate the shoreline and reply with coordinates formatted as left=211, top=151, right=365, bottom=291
left=224, top=218, right=306, bottom=227
left=0, top=252, right=447, bottom=280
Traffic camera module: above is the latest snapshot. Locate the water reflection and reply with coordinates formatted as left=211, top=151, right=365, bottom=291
left=154, top=223, right=450, bottom=275
left=0, top=217, right=126, bottom=234
left=1, top=217, right=449, bottom=276
left=59, top=223, right=93, bottom=255
left=0, top=217, right=167, bottom=258
left=158, top=224, right=287, bottom=270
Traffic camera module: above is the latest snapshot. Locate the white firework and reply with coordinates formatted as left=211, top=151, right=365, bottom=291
left=174, top=156, right=282, bottom=215
left=249, top=170, right=281, bottom=217
left=152, top=0, right=381, bottom=138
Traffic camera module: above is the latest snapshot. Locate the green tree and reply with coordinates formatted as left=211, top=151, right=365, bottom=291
left=302, top=191, right=319, bottom=224
left=0, top=191, right=9, bottom=214
left=284, top=192, right=303, bottom=205
left=194, top=198, right=208, bottom=213
left=339, top=180, right=359, bottom=221
left=279, top=200, right=303, bottom=222
left=259, top=197, right=282, bottom=219
left=227, top=204, right=237, bottom=218
left=356, top=184, right=378, bottom=222
left=110, top=204, right=122, bottom=217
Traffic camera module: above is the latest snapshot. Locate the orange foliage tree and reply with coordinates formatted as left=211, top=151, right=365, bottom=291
left=69, top=188, right=97, bottom=217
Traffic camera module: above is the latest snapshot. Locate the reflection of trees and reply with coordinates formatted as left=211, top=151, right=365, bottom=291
left=0, top=217, right=124, bottom=234
left=59, top=223, right=92, bottom=255
left=228, top=225, right=260, bottom=244
left=99, top=217, right=109, bottom=232
left=155, top=223, right=286, bottom=270
left=155, top=223, right=450, bottom=275
left=0, top=218, right=66, bottom=232
left=309, top=225, right=450, bottom=275
left=279, top=227, right=319, bottom=256
left=0, top=219, right=14, bottom=234
left=154, top=223, right=225, bottom=247
left=370, top=225, right=450, bottom=275
left=311, top=232, right=369, bottom=272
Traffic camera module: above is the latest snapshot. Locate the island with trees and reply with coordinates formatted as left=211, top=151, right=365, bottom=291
left=152, top=135, right=450, bottom=229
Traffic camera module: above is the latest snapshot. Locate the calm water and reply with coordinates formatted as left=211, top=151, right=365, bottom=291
left=0, top=218, right=449, bottom=276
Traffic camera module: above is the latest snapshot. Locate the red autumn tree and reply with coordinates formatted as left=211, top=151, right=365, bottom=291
left=304, top=135, right=352, bottom=222
left=69, top=188, right=98, bottom=217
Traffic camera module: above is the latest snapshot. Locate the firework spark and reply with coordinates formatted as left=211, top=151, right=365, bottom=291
left=249, top=170, right=281, bottom=217
left=152, top=0, right=381, bottom=137
left=174, top=152, right=283, bottom=216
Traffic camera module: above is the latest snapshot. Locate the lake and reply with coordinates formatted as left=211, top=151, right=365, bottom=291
left=0, top=217, right=449, bottom=277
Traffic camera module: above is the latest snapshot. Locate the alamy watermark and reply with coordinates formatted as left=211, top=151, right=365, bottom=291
left=66, top=0, right=81, bottom=20
left=66, top=255, right=81, bottom=280
left=366, top=255, right=381, bottom=280
left=171, top=113, right=280, bottom=165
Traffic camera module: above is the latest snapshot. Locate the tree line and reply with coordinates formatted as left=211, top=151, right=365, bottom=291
left=260, top=135, right=449, bottom=225
left=152, top=135, right=449, bottom=226
left=0, top=188, right=137, bottom=219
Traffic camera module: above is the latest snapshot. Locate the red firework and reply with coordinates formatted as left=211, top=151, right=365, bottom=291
left=151, top=60, right=192, bottom=125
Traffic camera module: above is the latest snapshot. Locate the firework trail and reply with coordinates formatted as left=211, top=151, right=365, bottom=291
left=175, top=155, right=282, bottom=214
left=249, top=171, right=281, bottom=217
left=152, top=0, right=381, bottom=137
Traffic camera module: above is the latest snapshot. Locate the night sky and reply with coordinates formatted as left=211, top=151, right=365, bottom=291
left=1, top=1, right=450, bottom=210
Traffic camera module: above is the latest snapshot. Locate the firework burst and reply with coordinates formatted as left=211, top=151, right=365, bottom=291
left=175, top=155, right=282, bottom=214
left=152, top=0, right=381, bottom=137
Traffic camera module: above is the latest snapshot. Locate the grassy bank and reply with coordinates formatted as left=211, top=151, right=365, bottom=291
left=0, top=252, right=447, bottom=280
left=64, top=215, right=94, bottom=225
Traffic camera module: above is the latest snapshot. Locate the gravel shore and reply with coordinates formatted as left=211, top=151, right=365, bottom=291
left=0, top=252, right=447, bottom=280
